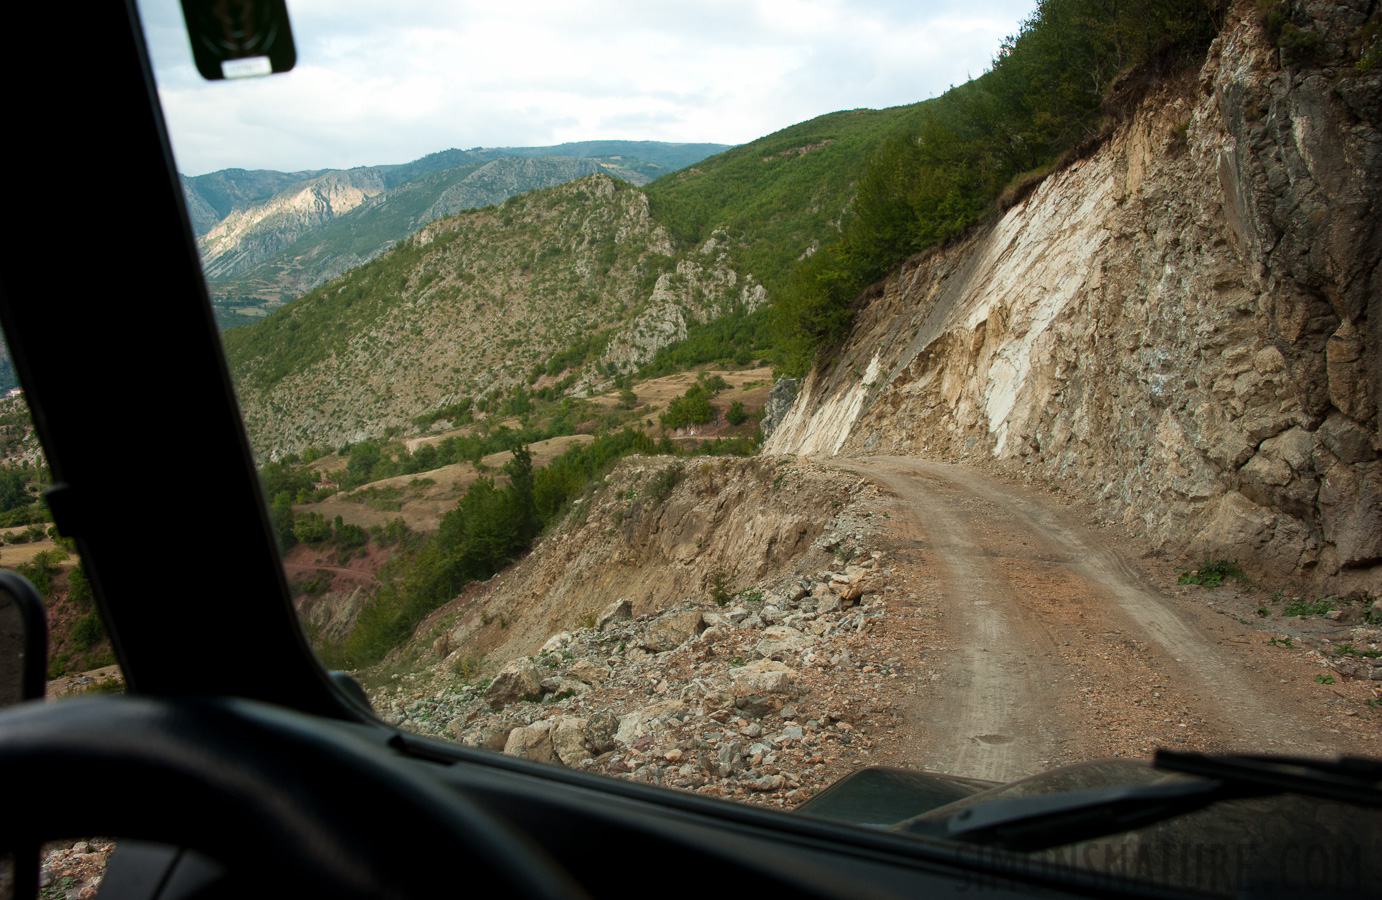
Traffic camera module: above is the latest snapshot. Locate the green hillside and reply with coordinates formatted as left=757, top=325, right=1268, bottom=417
left=645, top=106, right=924, bottom=296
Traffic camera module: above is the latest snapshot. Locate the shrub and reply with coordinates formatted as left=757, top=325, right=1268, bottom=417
left=700, top=374, right=730, bottom=395
left=1282, top=596, right=1335, bottom=618
left=452, top=653, right=486, bottom=680
left=646, top=464, right=684, bottom=504
left=1278, top=23, right=1326, bottom=63
left=333, top=516, right=367, bottom=549
left=14, top=547, right=67, bottom=597
left=726, top=400, right=748, bottom=426
left=71, top=610, right=104, bottom=651
left=708, top=568, right=734, bottom=606
left=293, top=512, right=333, bottom=544
left=660, top=385, right=715, bottom=429
left=1177, top=559, right=1245, bottom=588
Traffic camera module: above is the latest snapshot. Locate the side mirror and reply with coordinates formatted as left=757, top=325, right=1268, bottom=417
left=0, top=570, right=47, bottom=707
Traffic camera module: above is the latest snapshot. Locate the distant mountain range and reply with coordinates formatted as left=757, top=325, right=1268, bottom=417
left=183, top=141, right=731, bottom=327
left=221, top=106, right=932, bottom=457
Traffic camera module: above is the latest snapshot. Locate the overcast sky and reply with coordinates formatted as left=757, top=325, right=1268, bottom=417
left=136, top=0, right=1036, bottom=176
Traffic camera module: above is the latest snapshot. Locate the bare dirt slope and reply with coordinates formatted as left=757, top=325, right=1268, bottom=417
left=836, top=456, right=1380, bottom=783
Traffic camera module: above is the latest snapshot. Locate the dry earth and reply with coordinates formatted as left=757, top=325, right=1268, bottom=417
left=32, top=451, right=1381, bottom=897
left=838, top=456, right=1381, bottom=782
left=364, top=452, right=1379, bottom=816
left=0, top=538, right=74, bottom=568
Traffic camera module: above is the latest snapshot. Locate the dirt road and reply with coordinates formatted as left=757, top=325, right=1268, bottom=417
left=834, top=456, right=1380, bottom=782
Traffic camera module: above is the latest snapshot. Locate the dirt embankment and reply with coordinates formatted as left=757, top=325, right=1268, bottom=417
left=372, top=452, right=1378, bottom=814
left=768, top=2, right=1382, bottom=595
left=414, top=455, right=884, bottom=673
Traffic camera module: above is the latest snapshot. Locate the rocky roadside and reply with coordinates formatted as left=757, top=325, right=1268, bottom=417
left=375, top=551, right=916, bottom=808
left=374, top=457, right=1382, bottom=808
left=27, top=839, right=115, bottom=900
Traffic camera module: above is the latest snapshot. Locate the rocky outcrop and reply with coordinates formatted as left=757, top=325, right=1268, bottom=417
left=199, top=169, right=388, bottom=277
left=423, top=156, right=606, bottom=221
left=758, top=378, right=799, bottom=439
left=589, top=229, right=768, bottom=388
left=376, top=548, right=898, bottom=808
left=430, top=455, right=884, bottom=671
left=768, top=2, right=1381, bottom=593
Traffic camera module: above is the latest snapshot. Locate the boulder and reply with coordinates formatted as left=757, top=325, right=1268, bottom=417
left=731, top=659, right=796, bottom=698
left=754, top=625, right=813, bottom=661
left=596, top=598, right=633, bottom=631
left=503, top=720, right=553, bottom=762
left=540, top=676, right=588, bottom=698
left=483, top=659, right=543, bottom=708
left=551, top=717, right=590, bottom=766
left=640, top=606, right=704, bottom=653
left=614, top=700, right=683, bottom=748
left=585, top=710, right=619, bottom=754
left=539, top=631, right=573, bottom=654
left=569, top=659, right=607, bottom=685
left=695, top=625, right=726, bottom=647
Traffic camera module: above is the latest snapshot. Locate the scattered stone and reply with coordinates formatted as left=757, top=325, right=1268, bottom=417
left=731, top=659, right=797, bottom=698
left=754, top=626, right=813, bottom=661
left=504, top=720, right=554, bottom=762
left=597, top=598, right=633, bottom=631
left=484, top=658, right=543, bottom=708
left=746, top=774, right=786, bottom=792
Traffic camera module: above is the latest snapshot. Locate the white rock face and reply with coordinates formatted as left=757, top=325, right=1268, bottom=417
left=769, top=9, right=1381, bottom=592
left=199, top=169, right=387, bottom=277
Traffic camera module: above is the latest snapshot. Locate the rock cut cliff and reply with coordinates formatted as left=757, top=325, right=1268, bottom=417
left=768, top=1, right=1381, bottom=594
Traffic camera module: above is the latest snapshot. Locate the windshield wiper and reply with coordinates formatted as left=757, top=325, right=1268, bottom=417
left=900, top=751, right=1382, bottom=852
left=1153, top=749, right=1382, bottom=805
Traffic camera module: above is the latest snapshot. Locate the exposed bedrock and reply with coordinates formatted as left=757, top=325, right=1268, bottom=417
left=768, top=1, right=1381, bottom=594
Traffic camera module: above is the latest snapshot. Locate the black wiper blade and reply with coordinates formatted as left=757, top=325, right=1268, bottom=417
left=901, top=752, right=1382, bottom=852
left=1153, top=749, right=1382, bottom=807
left=904, top=777, right=1261, bottom=852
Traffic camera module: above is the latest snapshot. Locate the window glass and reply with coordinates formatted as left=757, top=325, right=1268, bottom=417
left=0, top=336, right=121, bottom=698
left=131, top=1, right=1382, bottom=895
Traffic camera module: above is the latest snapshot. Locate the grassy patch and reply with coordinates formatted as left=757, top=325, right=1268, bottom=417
left=1282, top=597, right=1334, bottom=618
left=1177, top=559, right=1246, bottom=588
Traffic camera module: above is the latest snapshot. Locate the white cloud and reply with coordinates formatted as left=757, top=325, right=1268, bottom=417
left=138, top=0, right=1034, bottom=175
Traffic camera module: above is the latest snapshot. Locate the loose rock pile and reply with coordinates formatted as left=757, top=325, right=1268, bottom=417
left=36, top=840, right=114, bottom=899
left=375, top=553, right=913, bottom=807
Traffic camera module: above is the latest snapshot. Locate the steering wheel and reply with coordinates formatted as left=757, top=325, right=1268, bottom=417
left=0, top=695, right=583, bottom=899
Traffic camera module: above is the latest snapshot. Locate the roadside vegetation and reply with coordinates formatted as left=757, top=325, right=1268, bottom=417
left=221, top=0, right=1230, bottom=675
left=265, top=366, right=763, bottom=669
left=768, top=0, right=1225, bottom=374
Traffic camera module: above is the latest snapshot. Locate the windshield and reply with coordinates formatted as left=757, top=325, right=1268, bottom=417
left=74, top=0, right=1382, bottom=895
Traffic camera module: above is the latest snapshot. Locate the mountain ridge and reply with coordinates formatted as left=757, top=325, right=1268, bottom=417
left=187, top=140, right=733, bottom=325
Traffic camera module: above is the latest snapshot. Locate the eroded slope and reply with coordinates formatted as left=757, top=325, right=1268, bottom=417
left=769, top=3, right=1381, bottom=592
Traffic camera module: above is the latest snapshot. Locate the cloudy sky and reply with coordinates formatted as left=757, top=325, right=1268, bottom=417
left=136, top=0, right=1036, bottom=176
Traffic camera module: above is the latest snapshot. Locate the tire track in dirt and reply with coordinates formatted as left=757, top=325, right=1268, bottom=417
left=841, top=458, right=1068, bottom=782
left=832, top=455, right=1349, bottom=780
left=910, top=459, right=1300, bottom=749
